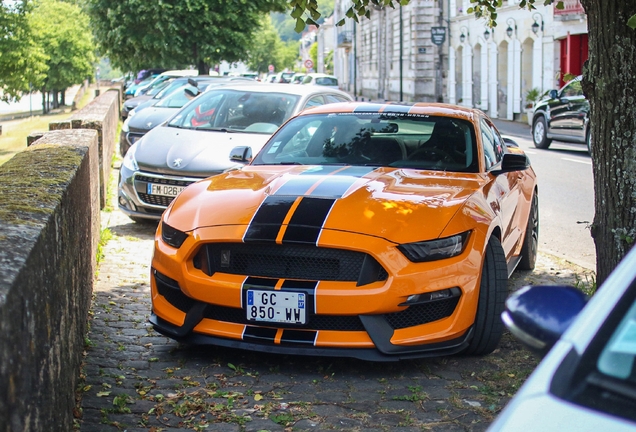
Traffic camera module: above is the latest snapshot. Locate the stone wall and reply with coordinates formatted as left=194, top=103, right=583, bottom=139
left=49, top=86, right=121, bottom=208
left=0, top=129, right=100, bottom=432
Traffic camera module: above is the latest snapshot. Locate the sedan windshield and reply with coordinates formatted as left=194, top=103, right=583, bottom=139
left=252, top=113, right=479, bottom=172
left=167, top=89, right=300, bottom=133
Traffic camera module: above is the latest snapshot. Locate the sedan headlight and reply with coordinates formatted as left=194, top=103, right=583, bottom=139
left=122, top=117, right=130, bottom=133
left=398, top=231, right=471, bottom=263
left=122, top=141, right=139, bottom=171
left=161, top=222, right=188, bottom=248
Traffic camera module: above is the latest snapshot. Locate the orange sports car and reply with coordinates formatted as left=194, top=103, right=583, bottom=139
left=149, top=102, right=538, bottom=361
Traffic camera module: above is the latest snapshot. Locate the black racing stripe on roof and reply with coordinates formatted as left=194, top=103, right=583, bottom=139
left=283, top=198, right=336, bottom=244
left=352, top=104, right=386, bottom=112
left=244, top=196, right=295, bottom=242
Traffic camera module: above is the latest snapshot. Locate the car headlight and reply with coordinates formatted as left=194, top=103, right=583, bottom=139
left=129, top=108, right=137, bottom=118
left=161, top=222, right=188, bottom=248
left=122, top=141, right=139, bottom=171
left=398, top=231, right=471, bottom=263
left=122, top=117, right=130, bottom=133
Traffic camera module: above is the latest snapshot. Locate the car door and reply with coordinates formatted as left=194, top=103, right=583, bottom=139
left=482, top=119, right=522, bottom=259
left=548, top=78, right=586, bottom=139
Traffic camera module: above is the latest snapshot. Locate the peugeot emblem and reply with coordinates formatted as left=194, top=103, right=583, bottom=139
left=173, top=158, right=183, bottom=168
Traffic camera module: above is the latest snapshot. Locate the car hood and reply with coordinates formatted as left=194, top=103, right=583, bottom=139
left=166, top=165, right=485, bottom=244
left=124, top=95, right=152, bottom=109
left=134, top=125, right=271, bottom=177
left=128, top=107, right=178, bottom=133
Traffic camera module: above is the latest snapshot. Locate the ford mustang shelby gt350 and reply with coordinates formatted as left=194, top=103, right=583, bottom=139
left=149, top=102, right=538, bottom=361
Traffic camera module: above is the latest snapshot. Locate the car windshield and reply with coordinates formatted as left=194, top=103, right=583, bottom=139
left=598, top=297, right=636, bottom=381
left=167, top=89, right=300, bottom=133
left=154, top=84, right=195, bottom=108
left=252, top=113, right=478, bottom=172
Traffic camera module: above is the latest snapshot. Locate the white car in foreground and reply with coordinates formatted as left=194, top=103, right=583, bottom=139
left=490, top=246, right=636, bottom=431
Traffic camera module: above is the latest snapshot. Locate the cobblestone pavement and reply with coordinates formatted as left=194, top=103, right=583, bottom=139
left=77, top=163, right=595, bottom=432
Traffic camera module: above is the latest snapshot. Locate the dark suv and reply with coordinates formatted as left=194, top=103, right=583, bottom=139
left=531, top=76, right=591, bottom=153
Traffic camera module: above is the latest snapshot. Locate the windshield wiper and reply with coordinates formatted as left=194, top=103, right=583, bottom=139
left=269, top=161, right=304, bottom=165
left=204, top=127, right=240, bottom=133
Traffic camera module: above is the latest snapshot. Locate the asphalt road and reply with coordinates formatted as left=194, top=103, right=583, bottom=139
left=492, top=119, right=596, bottom=271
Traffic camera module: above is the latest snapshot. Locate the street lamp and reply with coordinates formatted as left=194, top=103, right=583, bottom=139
left=531, top=12, right=544, bottom=35
left=506, top=18, right=516, bottom=38
left=484, top=28, right=490, bottom=40
left=459, top=25, right=469, bottom=44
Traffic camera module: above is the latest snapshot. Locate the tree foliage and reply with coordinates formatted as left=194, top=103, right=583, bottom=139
left=0, top=1, right=47, bottom=102
left=246, top=15, right=299, bottom=74
left=85, top=0, right=289, bottom=75
left=29, top=0, right=95, bottom=93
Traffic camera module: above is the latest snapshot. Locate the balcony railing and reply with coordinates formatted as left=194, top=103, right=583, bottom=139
left=554, top=0, right=585, bottom=15
left=337, top=31, right=353, bottom=47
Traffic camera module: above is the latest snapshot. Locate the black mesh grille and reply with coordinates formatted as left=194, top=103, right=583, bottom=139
left=385, top=297, right=460, bottom=330
left=199, top=243, right=388, bottom=282
left=154, top=271, right=197, bottom=312
left=136, top=175, right=195, bottom=187
left=138, top=193, right=175, bottom=207
left=203, top=305, right=365, bottom=331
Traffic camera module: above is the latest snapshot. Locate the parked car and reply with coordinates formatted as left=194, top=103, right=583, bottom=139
left=121, top=78, right=178, bottom=120
left=490, top=244, right=636, bottom=431
left=147, top=101, right=538, bottom=361
left=290, top=73, right=306, bottom=84
left=118, top=83, right=354, bottom=222
left=124, top=70, right=199, bottom=99
left=531, top=75, right=591, bottom=153
left=273, top=71, right=296, bottom=83
left=302, top=73, right=339, bottom=89
left=119, top=76, right=256, bottom=156
left=124, top=75, right=158, bottom=100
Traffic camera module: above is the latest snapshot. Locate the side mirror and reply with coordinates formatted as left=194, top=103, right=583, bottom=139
left=230, top=146, right=252, bottom=163
left=184, top=88, right=199, bottom=99
left=503, top=137, right=519, bottom=148
left=501, top=285, right=587, bottom=356
left=549, top=89, right=558, bottom=99
left=490, top=153, right=530, bottom=175
left=187, top=78, right=198, bottom=88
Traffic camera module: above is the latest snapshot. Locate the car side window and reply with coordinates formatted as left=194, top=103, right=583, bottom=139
left=562, top=79, right=583, bottom=97
left=325, top=94, right=350, bottom=103
left=481, top=119, right=502, bottom=170
left=305, top=96, right=325, bottom=109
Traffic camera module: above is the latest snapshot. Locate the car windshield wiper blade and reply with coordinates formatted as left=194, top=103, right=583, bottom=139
left=269, top=161, right=304, bottom=165
left=203, top=127, right=240, bottom=133
left=587, top=372, right=636, bottom=402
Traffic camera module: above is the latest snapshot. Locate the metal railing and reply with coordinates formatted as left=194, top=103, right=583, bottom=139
left=554, top=0, right=585, bottom=15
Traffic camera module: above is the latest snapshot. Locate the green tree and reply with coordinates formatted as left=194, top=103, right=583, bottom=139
left=29, top=0, right=95, bottom=111
left=246, top=15, right=299, bottom=75
left=86, top=0, right=288, bottom=75
left=289, top=0, right=636, bottom=285
left=0, top=1, right=47, bottom=103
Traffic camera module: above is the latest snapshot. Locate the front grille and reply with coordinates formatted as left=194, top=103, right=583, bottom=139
left=138, top=193, right=174, bottom=207
left=204, top=305, right=365, bottom=331
left=136, top=175, right=195, bottom=187
left=385, top=297, right=460, bottom=330
left=154, top=270, right=198, bottom=312
left=196, top=243, right=388, bottom=283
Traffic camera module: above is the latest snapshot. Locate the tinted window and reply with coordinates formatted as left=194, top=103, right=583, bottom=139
left=316, top=77, right=338, bottom=86
left=325, top=94, right=350, bottom=103
left=481, top=119, right=503, bottom=169
left=253, top=113, right=478, bottom=172
left=562, top=79, right=584, bottom=97
left=305, top=96, right=324, bottom=108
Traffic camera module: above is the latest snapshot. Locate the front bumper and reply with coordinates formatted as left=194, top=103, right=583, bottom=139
left=118, top=166, right=202, bottom=221
left=150, top=223, right=486, bottom=360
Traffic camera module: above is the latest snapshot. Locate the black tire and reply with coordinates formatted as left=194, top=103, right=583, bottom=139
left=518, top=192, right=539, bottom=270
left=463, top=237, right=508, bottom=356
left=532, top=115, right=552, bottom=149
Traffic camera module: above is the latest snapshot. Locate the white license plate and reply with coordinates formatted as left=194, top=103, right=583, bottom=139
left=246, top=290, right=306, bottom=324
left=147, top=183, right=186, bottom=197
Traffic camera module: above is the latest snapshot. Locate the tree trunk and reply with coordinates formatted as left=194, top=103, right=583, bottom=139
left=60, top=88, right=66, bottom=106
left=580, top=0, right=636, bottom=284
left=197, top=59, right=210, bottom=75
left=41, top=91, right=46, bottom=114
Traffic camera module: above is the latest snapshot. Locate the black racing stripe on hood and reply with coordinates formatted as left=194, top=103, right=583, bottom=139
left=309, top=166, right=375, bottom=197
left=243, top=326, right=277, bottom=343
left=280, top=329, right=317, bottom=345
left=283, top=197, right=335, bottom=244
left=244, top=277, right=278, bottom=289
left=244, top=195, right=296, bottom=242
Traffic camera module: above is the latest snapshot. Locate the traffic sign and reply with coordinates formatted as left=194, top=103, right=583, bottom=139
left=268, top=64, right=275, bottom=73
left=304, top=59, right=314, bottom=69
